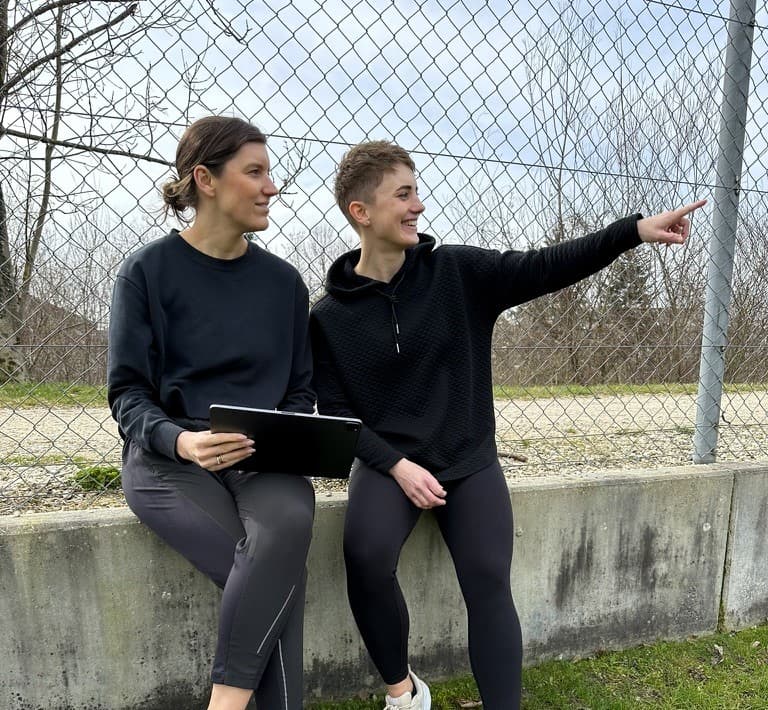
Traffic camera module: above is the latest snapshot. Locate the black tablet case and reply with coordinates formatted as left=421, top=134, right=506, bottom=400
left=209, top=404, right=361, bottom=478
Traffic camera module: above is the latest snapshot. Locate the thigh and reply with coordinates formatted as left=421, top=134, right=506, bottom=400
left=435, top=461, right=514, bottom=583
left=344, top=460, right=422, bottom=569
left=122, top=439, right=244, bottom=587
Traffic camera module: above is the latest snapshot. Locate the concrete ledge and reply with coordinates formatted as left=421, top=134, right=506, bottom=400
left=721, top=462, right=768, bottom=629
left=0, top=463, right=759, bottom=709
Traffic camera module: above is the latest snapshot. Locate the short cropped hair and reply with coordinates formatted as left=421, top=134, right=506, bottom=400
left=334, top=141, right=415, bottom=228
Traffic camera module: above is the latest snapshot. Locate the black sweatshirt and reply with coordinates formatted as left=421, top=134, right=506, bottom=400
left=310, top=216, right=642, bottom=481
left=108, top=230, right=314, bottom=460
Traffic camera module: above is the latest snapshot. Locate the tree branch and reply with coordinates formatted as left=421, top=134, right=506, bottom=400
left=8, top=0, right=127, bottom=39
left=0, top=3, right=137, bottom=98
left=0, top=127, right=172, bottom=166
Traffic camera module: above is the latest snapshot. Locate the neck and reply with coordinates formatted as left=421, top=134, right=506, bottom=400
left=180, top=211, right=248, bottom=259
left=354, top=240, right=408, bottom=283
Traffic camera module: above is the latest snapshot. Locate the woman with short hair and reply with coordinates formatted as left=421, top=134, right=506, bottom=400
left=311, top=139, right=705, bottom=710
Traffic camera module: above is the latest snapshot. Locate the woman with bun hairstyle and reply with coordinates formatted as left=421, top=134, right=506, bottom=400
left=108, top=116, right=315, bottom=710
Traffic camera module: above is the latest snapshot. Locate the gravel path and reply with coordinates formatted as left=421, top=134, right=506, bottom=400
left=2, top=391, right=767, bottom=515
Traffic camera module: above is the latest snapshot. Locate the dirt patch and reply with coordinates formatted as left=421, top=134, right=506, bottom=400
left=2, top=392, right=767, bottom=515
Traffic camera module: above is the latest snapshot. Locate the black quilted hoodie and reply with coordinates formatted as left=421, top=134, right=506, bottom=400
left=310, top=216, right=641, bottom=481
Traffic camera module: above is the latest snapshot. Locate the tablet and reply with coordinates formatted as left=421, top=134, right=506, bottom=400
left=209, top=404, right=361, bottom=478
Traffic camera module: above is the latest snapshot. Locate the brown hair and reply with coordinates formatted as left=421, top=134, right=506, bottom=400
left=334, top=141, right=415, bottom=228
left=161, top=116, right=267, bottom=221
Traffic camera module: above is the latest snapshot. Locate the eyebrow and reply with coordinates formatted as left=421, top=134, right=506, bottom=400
left=243, top=161, right=268, bottom=171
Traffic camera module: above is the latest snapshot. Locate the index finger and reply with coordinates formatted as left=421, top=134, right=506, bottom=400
left=673, top=199, right=707, bottom=218
left=205, top=431, right=250, bottom=443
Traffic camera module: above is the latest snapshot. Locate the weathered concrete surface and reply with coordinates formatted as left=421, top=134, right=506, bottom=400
left=510, top=465, right=734, bottom=660
left=0, top=463, right=754, bottom=709
left=0, top=509, right=218, bottom=710
left=721, top=462, right=768, bottom=629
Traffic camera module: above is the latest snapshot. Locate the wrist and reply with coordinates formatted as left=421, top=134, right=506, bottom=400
left=389, top=458, right=407, bottom=476
left=175, top=430, right=193, bottom=461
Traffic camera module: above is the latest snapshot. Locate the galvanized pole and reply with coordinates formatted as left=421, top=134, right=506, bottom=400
left=693, top=0, right=756, bottom=463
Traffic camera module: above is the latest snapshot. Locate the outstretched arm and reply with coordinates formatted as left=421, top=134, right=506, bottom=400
left=461, top=199, right=707, bottom=314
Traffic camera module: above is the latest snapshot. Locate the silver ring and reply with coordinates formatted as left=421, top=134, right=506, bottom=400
left=216, top=454, right=223, bottom=465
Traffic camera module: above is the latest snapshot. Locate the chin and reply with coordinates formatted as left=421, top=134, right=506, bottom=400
left=249, top=220, right=269, bottom=232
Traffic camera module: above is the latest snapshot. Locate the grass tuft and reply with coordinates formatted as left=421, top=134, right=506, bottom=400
left=72, top=464, right=121, bottom=491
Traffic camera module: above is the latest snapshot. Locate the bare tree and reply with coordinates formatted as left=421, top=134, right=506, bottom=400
left=0, top=0, right=179, bottom=380
left=452, top=4, right=723, bottom=387
left=281, top=223, right=354, bottom=304
left=0, top=1, right=310, bottom=383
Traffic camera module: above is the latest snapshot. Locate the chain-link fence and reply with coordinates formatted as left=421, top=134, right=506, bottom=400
left=1, top=0, right=766, bottom=514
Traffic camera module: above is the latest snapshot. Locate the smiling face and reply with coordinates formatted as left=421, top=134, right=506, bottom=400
left=198, top=141, right=278, bottom=234
left=354, top=163, right=425, bottom=249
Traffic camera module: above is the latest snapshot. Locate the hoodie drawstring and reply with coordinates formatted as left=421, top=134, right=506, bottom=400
left=388, top=295, right=401, bottom=355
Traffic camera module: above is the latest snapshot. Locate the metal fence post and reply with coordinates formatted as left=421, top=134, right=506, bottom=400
left=693, top=0, right=757, bottom=464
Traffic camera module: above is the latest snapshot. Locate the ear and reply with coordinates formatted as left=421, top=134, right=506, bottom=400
left=348, top=200, right=370, bottom=228
left=192, top=164, right=216, bottom=199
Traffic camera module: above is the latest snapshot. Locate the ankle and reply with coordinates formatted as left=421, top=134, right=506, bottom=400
left=386, top=675, right=414, bottom=699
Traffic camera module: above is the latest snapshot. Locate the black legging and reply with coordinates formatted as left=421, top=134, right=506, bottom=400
left=121, top=439, right=315, bottom=710
left=344, top=459, right=522, bottom=710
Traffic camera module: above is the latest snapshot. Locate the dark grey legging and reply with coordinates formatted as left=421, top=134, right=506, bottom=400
left=121, top=439, right=315, bottom=709
left=343, top=459, right=522, bottom=710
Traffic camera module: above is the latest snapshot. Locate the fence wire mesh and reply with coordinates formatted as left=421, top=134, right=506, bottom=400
left=1, top=0, right=766, bottom=513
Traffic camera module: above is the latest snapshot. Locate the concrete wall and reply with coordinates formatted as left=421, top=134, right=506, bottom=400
left=0, top=462, right=765, bottom=709
left=722, top=463, right=768, bottom=629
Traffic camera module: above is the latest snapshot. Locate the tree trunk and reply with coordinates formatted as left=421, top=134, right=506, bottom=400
left=0, top=185, right=26, bottom=381
left=0, top=1, right=26, bottom=380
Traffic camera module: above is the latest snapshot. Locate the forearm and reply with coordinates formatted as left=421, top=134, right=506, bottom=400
left=499, top=214, right=642, bottom=306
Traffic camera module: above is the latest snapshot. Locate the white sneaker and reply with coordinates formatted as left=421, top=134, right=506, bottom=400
left=384, top=667, right=431, bottom=709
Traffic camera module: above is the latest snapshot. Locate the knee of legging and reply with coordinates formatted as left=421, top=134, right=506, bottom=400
left=343, top=536, right=398, bottom=578
left=458, top=561, right=512, bottom=603
left=240, top=505, right=314, bottom=560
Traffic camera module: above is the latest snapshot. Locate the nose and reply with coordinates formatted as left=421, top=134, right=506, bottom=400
left=264, top=176, right=279, bottom=197
left=412, top=195, right=425, bottom=213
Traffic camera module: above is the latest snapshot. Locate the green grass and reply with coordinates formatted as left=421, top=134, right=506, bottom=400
left=492, top=382, right=765, bottom=400
left=1, top=381, right=765, bottom=408
left=0, top=381, right=107, bottom=408
left=308, top=625, right=768, bottom=709
left=0, top=454, right=89, bottom=466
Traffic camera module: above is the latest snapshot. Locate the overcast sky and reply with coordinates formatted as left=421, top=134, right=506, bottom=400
left=6, top=0, right=767, bottom=252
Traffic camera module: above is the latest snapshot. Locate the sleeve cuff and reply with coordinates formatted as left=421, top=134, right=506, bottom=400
left=150, top=421, right=186, bottom=461
left=619, top=213, right=643, bottom=249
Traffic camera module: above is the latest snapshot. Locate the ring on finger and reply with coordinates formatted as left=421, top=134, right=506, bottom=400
left=216, top=454, right=223, bottom=465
